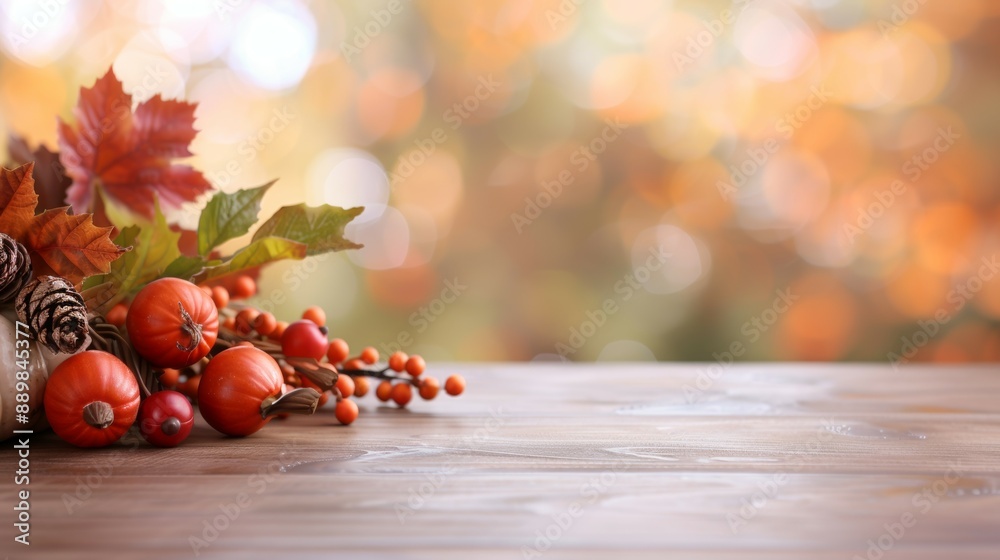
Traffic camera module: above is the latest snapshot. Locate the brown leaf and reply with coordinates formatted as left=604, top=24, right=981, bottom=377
left=7, top=134, right=72, bottom=213
left=284, top=357, right=338, bottom=391
left=25, top=207, right=129, bottom=285
left=57, top=68, right=212, bottom=224
left=0, top=162, right=39, bottom=240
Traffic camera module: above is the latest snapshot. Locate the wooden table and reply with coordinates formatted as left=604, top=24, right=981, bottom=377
left=3, top=363, right=1000, bottom=559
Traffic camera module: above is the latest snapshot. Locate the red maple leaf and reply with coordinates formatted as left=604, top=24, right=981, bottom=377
left=57, top=68, right=212, bottom=223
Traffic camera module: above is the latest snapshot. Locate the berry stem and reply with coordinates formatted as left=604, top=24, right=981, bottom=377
left=215, top=324, right=417, bottom=385
left=338, top=368, right=416, bottom=385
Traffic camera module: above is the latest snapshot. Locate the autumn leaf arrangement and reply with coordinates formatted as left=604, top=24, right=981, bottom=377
left=0, top=67, right=464, bottom=448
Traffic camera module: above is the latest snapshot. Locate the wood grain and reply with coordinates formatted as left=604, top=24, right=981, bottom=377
left=3, top=363, right=1000, bottom=559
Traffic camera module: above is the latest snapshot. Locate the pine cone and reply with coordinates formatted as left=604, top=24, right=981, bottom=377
left=0, top=232, right=32, bottom=304
left=16, top=275, right=92, bottom=354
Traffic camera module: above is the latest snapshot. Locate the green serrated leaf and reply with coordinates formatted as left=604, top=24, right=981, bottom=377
left=252, top=204, right=364, bottom=256
left=162, top=255, right=208, bottom=280
left=198, top=181, right=275, bottom=256
left=192, top=237, right=307, bottom=284
left=84, top=202, right=182, bottom=313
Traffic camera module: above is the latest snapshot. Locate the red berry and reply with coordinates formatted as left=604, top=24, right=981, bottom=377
left=360, top=346, right=379, bottom=365
left=159, top=368, right=180, bottom=389
left=252, top=312, right=277, bottom=336
left=391, top=383, right=413, bottom=407
left=445, top=375, right=465, bottom=396
left=335, top=374, right=355, bottom=398
left=388, top=351, right=407, bottom=372
left=343, top=358, right=364, bottom=371
left=419, top=376, right=439, bottom=400
left=178, top=375, right=201, bottom=402
left=375, top=381, right=393, bottom=402
left=270, top=321, right=288, bottom=341
left=235, top=308, right=260, bottom=336
left=302, top=306, right=327, bottom=327
left=106, top=302, right=128, bottom=327
left=327, top=338, right=349, bottom=364
left=231, top=275, right=257, bottom=299
left=281, top=320, right=329, bottom=360
left=211, top=286, right=230, bottom=310
left=405, top=355, right=426, bottom=377
left=353, top=376, right=370, bottom=397
left=335, top=399, right=359, bottom=425
left=138, top=390, right=194, bottom=447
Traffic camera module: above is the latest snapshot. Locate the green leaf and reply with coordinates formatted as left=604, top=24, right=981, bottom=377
left=83, top=202, right=182, bottom=313
left=162, top=255, right=208, bottom=280
left=198, top=181, right=274, bottom=256
left=252, top=204, right=364, bottom=256
left=192, top=237, right=307, bottom=284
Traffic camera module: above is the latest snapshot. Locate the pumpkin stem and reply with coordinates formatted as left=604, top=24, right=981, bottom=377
left=260, top=388, right=321, bottom=419
left=176, top=302, right=204, bottom=353
left=83, top=401, right=115, bottom=429
left=161, top=417, right=182, bottom=436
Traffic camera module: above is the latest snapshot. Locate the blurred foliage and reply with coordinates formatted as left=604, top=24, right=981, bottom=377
left=2, top=0, right=999, bottom=363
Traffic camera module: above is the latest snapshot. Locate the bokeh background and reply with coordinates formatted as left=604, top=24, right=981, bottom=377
left=1, top=0, right=999, bottom=362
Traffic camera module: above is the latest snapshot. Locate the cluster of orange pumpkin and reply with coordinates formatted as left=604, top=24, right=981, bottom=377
left=19, top=275, right=464, bottom=449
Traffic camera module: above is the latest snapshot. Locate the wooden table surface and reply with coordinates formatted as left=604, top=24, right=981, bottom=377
left=3, top=363, right=1000, bottom=559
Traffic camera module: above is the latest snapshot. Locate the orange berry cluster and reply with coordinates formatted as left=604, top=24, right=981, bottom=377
left=147, top=275, right=467, bottom=427
left=335, top=348, right=465, bottom=410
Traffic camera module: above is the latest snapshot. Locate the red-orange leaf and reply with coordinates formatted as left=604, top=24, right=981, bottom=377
left=25, top=207, right=127, bottom=285
left=0, top=162, right=39, bottom=240
left=0, top=163, right=126, bottom=285
left=57, top=68, right=212, bottom=224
